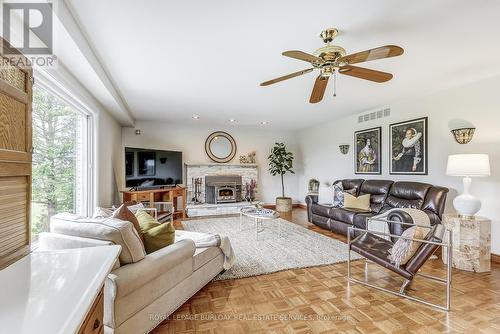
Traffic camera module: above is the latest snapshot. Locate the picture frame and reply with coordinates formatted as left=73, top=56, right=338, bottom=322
left=354, top=126, right=382, bottom=174
left=389, top=117, right=428, bottom=175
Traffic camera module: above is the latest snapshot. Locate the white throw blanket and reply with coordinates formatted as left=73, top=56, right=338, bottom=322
left=371, top=208, right=430, bottom=228
left=175, top=230, right=235, bottom=270
left=371, top=208, right=431, bottom=267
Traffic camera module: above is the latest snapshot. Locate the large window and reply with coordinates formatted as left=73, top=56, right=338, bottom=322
left=31, top=84, right=92, bottom=242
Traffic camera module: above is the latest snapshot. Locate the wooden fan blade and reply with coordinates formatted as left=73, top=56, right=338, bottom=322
left=282, top=50, right=323, bottom=64
left=338, top=45, right=404, bottom=65
left=260, top=68, right=314, bottom=86
left=309, top=75, right=329, bottom=103
left=339, top=65, right=393, bottom=83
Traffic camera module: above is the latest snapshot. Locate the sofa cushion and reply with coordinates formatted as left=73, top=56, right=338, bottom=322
left=350, top=232, right=413, bottom=280
left=329, top=208, right=357, bottom=224
left=383, top=181, right=432, bottom=210
left=353, top=212, right=376, bottom=230
left=359, top=180, right=393, bottom=213
left=193, top=247, right=222, bottom=271
left=310, top=213, right=331, bottom=230
left=311, top=203, right=334, bottom=217
left=335, top=179, right=364, bottom=196
left=50, top=213, right=146, bottom=264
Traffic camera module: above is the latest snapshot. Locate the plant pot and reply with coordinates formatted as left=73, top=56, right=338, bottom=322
left=276, top=197, right=292, bottom=212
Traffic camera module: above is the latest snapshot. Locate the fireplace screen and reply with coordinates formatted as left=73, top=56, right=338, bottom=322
left=205, top=175, right=242, bottom=204
left=216, top=186, right=236, bottom=203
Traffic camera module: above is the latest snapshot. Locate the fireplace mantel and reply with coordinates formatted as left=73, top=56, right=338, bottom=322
left=185, top=163, right=258, bottom=168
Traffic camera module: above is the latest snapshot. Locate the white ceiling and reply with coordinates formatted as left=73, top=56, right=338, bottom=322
left=66, top=0, right=500, bottom=130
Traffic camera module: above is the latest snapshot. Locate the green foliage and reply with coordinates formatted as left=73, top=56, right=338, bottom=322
left=268, top=142, right=294, bottom=197
left=31, top=87, right=79, bottom=239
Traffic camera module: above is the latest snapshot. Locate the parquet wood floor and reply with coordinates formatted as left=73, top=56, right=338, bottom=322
left=151, top=208, right=500, bottom=334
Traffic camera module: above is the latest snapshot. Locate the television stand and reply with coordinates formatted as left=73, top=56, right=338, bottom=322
left=121, top=185, right=186, bottom=219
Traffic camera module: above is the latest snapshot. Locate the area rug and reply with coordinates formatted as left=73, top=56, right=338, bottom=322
left=181, top=216, right=362, bottom=280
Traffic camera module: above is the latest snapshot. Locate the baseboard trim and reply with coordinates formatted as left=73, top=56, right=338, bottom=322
left=492, top=253, right=500, bottom=264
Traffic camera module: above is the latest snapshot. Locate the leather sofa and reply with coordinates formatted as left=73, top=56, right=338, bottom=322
left=305, top=179, right=448, bottom=236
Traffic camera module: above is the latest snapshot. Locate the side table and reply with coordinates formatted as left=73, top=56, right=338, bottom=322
left=442, top=214, right=491, bottom=272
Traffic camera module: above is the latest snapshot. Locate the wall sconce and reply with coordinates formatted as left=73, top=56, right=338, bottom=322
left=135, top=129, right=141, bottom=135
left=451, top=127, right=475, bottom=144
left=339, top=144, right=350, bottom=154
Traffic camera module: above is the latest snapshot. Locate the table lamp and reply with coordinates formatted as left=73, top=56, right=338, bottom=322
left=446, top=154, right=490, bottom=218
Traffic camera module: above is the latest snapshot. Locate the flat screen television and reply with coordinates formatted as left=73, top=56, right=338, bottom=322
left=125, top=147, right=182, bottom=189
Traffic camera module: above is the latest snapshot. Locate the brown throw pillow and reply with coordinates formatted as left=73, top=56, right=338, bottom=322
left=112, top=204, right=145, bottom=244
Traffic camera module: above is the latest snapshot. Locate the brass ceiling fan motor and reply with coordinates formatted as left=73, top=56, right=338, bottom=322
left=260, top=28, right=404, bottom=104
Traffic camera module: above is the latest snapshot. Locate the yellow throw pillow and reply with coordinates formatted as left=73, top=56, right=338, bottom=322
left=343, top=193, right=371, bottom=212
left=135, top=210, right=175, bottom=254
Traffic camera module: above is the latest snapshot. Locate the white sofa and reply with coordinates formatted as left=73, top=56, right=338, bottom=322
left=39, top=231, right=225, bottom=334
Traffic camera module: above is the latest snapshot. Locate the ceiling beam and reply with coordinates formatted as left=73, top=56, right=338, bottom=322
left=55, top=0, right=135, bottom=126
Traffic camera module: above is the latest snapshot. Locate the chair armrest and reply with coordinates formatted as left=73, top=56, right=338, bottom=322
left=305, top=194, right=318, bottom=204
left=107, top=239, right=195, bottom=298
left=305, top=195, right=318, bottom=222
left=423, top=210, right=442, bottom=226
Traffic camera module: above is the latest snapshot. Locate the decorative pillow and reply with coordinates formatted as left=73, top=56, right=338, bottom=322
left=93, top=207, right=113, bottom=218
left=124, top=202, right=146, bottom=214
left=50, top=213, right=146, bottom=264
left=332, top=181, right=344, bottom=207
left=343, top=193, right=371, bottom=212
left=389, top=226, right=427, bottom=266
left=112, top=204, right=145, bottom=243
left=135, top=210, right=175, bottom=254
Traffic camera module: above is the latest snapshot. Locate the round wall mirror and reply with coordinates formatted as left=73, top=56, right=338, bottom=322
left=205, top=131, right=237, bottom=163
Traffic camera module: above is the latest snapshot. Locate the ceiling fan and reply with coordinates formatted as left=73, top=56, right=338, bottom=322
left=260, top=28, right=404, bottom=103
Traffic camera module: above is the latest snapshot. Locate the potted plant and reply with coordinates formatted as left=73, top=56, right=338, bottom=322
left=268, top=142, right=294, bottom=212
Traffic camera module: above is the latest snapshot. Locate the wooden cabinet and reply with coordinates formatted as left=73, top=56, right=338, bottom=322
left=79, top=288, right=104, bottom=334
left=0, top=37, right=33, bottom=270
left=121, top=186, right=187, bottom=219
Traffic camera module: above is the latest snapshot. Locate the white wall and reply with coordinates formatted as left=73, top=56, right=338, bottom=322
left=95, top=110, right=123, bottom=207
left=121, top=121, right=300, bottom=204
left=297, top=75, right=500, bottom=253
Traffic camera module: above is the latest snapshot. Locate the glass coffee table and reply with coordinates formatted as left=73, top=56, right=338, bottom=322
left=240, top=207, right=281, bottom=240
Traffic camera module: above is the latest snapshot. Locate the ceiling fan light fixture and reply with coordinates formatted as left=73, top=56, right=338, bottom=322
left=260, top=28, right=403, bottom=104
left=319, top=28, right=338, bottom=43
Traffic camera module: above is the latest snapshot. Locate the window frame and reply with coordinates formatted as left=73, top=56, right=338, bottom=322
left=31, top=71, right=95, bottom=223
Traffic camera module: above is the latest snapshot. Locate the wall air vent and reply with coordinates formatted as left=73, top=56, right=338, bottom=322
left=357, top=107, right=391, bottom=123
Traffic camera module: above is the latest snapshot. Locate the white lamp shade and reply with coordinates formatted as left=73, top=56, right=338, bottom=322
left=446, top=154, right=490, bottom=177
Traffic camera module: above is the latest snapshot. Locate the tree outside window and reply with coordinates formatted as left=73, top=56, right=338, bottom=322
left=31, top=86, right=84, bottom=242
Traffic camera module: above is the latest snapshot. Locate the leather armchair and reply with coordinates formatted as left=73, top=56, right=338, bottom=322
left=347, top=212, right=451, bottom=310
